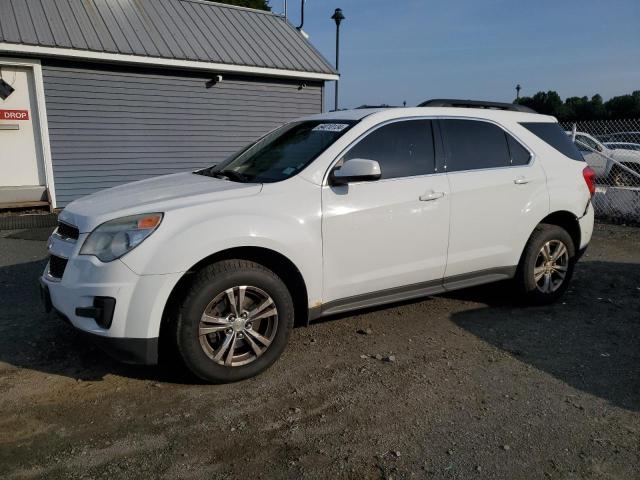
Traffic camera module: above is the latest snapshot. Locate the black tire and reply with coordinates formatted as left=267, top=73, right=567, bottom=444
left=171, top=260, right=294, bottom=383
left=516, top=224, right=576, bottom=305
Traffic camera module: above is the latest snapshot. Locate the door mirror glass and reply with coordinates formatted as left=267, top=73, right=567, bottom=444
left=330, top=158, right=382, bottom=186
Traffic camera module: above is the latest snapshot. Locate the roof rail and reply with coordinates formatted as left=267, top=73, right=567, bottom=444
left=418, top=99, right=536, bottom=113
left=355, top=104, right=398, bottom=109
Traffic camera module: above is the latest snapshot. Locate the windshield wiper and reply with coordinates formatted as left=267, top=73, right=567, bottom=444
left=212, top=169, right=249, bottom=183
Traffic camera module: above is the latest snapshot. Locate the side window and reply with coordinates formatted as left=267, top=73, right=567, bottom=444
left=440, top=119, right=510, bottom=172
left=520, top=122, right=584, bottom=161
left=506, top=134, right=532, bottom=166
left=575, top=135, right=598, bottom=152
left=343, top=120, right=435, bottom=179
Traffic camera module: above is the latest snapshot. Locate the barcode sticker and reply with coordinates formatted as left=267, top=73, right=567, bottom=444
left=312, top=123, right=350, bottom=132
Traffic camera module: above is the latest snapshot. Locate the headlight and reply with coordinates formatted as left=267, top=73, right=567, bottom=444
left=80, top=213, right=163, bottom=262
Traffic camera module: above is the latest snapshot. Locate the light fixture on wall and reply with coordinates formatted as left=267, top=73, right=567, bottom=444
left=0, top=68, right=15, bottom=100
left=205, top=75, right=223, bottom=89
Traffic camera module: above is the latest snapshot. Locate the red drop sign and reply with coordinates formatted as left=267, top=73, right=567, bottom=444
left=0, top=109, right=29, bottom=120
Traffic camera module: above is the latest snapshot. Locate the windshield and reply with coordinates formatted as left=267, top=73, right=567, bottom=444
left=198, top=120, right=357, bottom=183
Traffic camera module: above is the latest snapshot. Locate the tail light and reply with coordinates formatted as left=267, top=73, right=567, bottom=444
left=582, top=166, right=596, bottom=197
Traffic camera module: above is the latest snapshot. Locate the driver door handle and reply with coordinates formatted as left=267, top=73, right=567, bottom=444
left=514, top=176, right=530, bottom=185
left=419, top=191, right=445, bottom=202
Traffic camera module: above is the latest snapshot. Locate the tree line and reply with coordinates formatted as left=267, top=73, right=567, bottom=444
left=515, top=90, right=640, bottom=121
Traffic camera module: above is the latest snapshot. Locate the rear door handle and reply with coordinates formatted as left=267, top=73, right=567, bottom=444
left=514, top=176, right=530, bottom=185
left=419, top=191, right=445, bottom=201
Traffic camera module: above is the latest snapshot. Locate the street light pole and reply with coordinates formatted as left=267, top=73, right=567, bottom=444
left=516, top=84, right=522, bottom=100
left=331, top=8, right=345, bottom=111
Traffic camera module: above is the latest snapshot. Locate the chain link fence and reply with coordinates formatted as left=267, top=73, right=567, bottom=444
left=559, top=119, right=640, bottom=224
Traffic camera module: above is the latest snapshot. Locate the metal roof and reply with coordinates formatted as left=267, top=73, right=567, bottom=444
left=0, top=0, right=337, bottom=79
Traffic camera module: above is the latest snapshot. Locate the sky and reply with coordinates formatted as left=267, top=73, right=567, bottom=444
left=272, top=0, right=640, bottom=110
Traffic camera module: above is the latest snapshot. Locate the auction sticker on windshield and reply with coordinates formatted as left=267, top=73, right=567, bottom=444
left=313, top=123, right=350, bottom=132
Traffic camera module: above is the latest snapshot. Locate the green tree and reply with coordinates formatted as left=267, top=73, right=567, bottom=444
left=206, top=0, right=271, bottom=10
left=516, top=90, right=639, bottom=121
left=516, top=90, right=564, bottom=117
left=604, top=92, right=640, bottom=119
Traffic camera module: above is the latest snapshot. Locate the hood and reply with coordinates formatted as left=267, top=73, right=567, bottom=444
left=59, top=172, right=262, bottom=233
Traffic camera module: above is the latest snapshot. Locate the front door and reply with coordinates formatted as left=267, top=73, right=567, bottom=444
left=0, top=66, right=44, bottom=189
left=321, top=119, right=450, bottom=303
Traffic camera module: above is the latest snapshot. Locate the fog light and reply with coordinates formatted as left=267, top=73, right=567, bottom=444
left=75, top=297, right=116, bottom=329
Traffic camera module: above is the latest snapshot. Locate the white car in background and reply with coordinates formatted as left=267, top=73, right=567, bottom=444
left=602, top=131, right=640, bottom=144
left=604, top=142, right=640, bottom=152
left=568, top=131, right=640, bottom=185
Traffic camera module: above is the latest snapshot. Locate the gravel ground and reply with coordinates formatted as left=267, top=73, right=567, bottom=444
left=0, top=223, right=638, bottom=479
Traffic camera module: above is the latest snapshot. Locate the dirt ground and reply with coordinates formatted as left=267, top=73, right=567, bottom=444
left=0, top=223, right=638, bottom=479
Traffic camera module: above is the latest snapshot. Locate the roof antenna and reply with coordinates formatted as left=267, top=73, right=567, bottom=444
left=297, top=0, right=305, bottom=30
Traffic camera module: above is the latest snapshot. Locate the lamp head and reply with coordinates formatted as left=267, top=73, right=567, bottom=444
left=331, top=8, right=345, bottom=26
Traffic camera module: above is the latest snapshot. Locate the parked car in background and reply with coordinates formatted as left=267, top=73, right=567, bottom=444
left=604, top=142, right=640, bottom=152
left=567, top=131, right=640, bottom=186
left=41, top=102, right=595, bottom=383
left=601, top=132, right=640, bottom=144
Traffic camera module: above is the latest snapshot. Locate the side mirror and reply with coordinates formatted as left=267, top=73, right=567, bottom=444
left=596, top=144, right=604, bottom=153
left=330, top=158, right=382, bottom=186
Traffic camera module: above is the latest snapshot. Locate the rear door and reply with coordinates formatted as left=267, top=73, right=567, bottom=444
left=439, top=119, right=548, bottom=279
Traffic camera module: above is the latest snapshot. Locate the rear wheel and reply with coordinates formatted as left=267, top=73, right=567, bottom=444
left=516, top=224, right=576, bottom=305
left=172, top=260, right=294, bottom=383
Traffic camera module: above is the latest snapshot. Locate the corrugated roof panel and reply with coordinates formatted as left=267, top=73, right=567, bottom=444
left=135, top=1, right=186, bottom=58
left=0, top=0, right=337, bottom=76
left=204, top=5, right=254, bottom=66
left=246, top=13, right=298, bottom=70
left=9, top=0, right=38, bottom=45
left=21, top=0, right=55, bottom=45
left=120, top=0, right=169, bottom=58
left=181, top=2, right=233, bottom=64
left=40, top=0, right=73, bottom=48
left=258, top=13, right=316, bottom=72
left=91, top=0, right=134, bottom=54
left=0, top=1, right=22, bottom=43
left=243, top=14, right=286, bottom=69
left=103, top=0, right=148, bottom=55
left=152, top=0, right=198, bottom=59
left=187, top=3, right=236, bottom=64
left=75, top=0, right=119, bottom=53
left=54, top=0, right=90, bottom=50
left=162, top=0, right=212, bottom=61
left=66, top=0, right=105, bottom=51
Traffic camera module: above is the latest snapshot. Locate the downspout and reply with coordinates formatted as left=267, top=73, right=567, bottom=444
left=297, top=0, right=305, bottom=30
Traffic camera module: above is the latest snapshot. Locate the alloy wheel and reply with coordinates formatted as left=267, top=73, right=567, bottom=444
left=198, top=286, right=278, bottom=367
left=534, top=239, right=569, bottom=294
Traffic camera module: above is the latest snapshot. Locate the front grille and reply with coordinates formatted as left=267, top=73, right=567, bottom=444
left=57, top=221, right=79, bottom=241
left=48, top=255, right=68, bottom=279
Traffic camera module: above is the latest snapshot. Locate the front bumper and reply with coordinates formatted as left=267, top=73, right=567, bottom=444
left=41, top=231, right=183, bottom=365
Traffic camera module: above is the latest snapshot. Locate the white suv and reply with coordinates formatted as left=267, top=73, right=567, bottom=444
left=41, top=100, right=595, bottom=383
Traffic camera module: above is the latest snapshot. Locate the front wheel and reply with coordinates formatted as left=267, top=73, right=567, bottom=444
left=516, top=224, right=576, bottom=305
left=172, top=260, right=294, bottom=383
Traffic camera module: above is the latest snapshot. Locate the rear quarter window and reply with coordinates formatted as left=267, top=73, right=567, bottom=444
left=520, top=122, right=584, bottom=161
